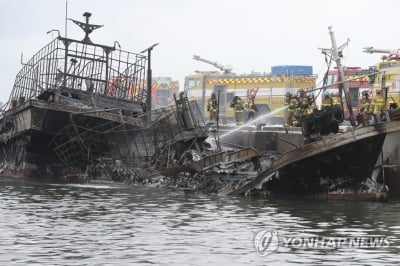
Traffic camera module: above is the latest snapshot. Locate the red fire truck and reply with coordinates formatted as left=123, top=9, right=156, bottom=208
left=151, top=77, right=179, bottom=108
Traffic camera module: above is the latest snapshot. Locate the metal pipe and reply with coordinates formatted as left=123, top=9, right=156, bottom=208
left=140, top=43, right=159, bottom=112
left=328, top=26, right=356, bottom=126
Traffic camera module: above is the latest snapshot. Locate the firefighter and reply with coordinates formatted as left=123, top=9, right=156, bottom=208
left=230, top=96, right=244, bottom=125
left=246, top=93, right=258, bottom=121
left=295, top=89, right=308, bottom=126
left=332, top=92, right=341, bottom=106
left=359, top=90, right=372, bottom=126
left=321, top=91, right=333, bottom=110
left=371, top=88, right=385, bottom=123
left=207, top=93, right=218, bottom=122
left=298, top=88, right=306, bottom=98
left=331, top=92, right=343, bottom=121
left=298, top=90, right=313, bottom=115
left=297, top=89, right=308, bottom=107
left=304, top=94, right=315, bottom=115
left=284, top=92, right=291, bottom=125
left=284, top=93, right=298, bottom=133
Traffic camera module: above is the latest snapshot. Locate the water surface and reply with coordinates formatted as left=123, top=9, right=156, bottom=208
left=0, top=181, right=399, bottom=265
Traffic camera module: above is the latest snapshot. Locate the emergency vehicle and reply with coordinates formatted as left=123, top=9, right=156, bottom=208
left=151, top=77, right=179, bottom=108
left=184, top=55, right=316, bottom=123
left=363, top=47, right=400, bottom=109
left=324, top=66, right=371, bottom=116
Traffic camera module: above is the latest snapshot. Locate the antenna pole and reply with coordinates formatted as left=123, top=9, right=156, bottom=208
left=65, top=0, right=68, bottom=38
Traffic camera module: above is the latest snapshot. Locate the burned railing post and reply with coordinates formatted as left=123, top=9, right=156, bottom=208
left=141, top=43, right=159, bottom=112
left=61, top=38, right=71, bottom=88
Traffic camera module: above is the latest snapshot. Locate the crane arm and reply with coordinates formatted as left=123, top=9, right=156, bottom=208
left=363, top=47, right=400, bottom=56
left=192, top=55, right=233, bottom=74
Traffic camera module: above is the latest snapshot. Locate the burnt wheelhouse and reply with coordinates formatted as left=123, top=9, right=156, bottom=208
left=4, top=12, right=148, bottom=115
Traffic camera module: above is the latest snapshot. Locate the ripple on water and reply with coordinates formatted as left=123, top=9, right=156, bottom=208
left=0, top=184, right=400, bottom=265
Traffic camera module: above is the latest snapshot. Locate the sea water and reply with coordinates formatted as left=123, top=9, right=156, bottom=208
left=0, top=181, right=399, bottom=265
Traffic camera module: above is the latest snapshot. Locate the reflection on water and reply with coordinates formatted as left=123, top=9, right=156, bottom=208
left=0, top=181, right=399, bottom=265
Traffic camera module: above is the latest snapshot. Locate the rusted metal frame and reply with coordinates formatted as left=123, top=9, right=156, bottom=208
left=188, top=148, right=258, bottom=174
left=45, top=41, right=56, bottom=90
left=123, top=52, right=131, bottom=100
left=34, top=46, right=46, bottom=97
left=71, top=41, right=84, bottom=89
left=109, top=55, right=142, bottom=101
left=39, top=49, right=63, bottom=90
left=12, top=43, right=40, bottom=100
left=140, top=129, right=151, bottom=158
left=135, top=57, right=146, bottom=104
left=14, top=64, right=30, bottom=103
left=192, top=151, right=225, bottom=172
left=60, top=73, right=106, bottom=85
left=118, top=50, right=130, bottom=99
left=114, top=47, right=123, bottom=98
left=129, top=56, right=138, bottom=101
left=150, top=115, right=176, bottom=167
left=7, top=40, right=57, bottom=108
left=177, top=137, right=200, bottom=164
left=35, top=46, right=53, bottom=97
left=58, top=36, right=115, bottom=52
left=52, top=127, right=87, bottom=167
left=62, top=39, right=71, bottom=87
left=21, top=65, right=32, bottom=101
left=66, top=52, right=107, bottom=64
left=172, top=104, right=184, bottom=135
left=53, top=123, right=110, bottom=167
left=165, top=110, right=178, bottom=142
left=96, top=49, right=106, bottom=95
left=66, top=42, right=97, bottom=91
left=125, top=53, right=136, bottom=101
left=30, top=100, right=143, bottom=128
left=68, top=114, right=90, bottom=157
left=103, top=48, right=111, bottom=97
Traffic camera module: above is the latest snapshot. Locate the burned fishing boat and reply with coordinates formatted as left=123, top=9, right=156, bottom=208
left=0, top=12, right=217, bottom=181
left=220, top=27, right=400, bottom=200
left=224, top=121, right=400, bottom=199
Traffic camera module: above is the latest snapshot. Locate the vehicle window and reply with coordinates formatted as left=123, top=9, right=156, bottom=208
left=184, top=78, right=201, bottom=90
left=327, top=74, right=336, bottom=85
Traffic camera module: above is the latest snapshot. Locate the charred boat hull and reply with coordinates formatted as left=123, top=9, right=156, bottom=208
left=227, top=121, right=400, bottom=199
left=265, top=134, right=385, bottom=194
left=0, top=99, right=143, bottom=179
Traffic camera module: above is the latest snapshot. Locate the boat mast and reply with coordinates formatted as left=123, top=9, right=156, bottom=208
left=321, top=26, right=355, bottom=126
